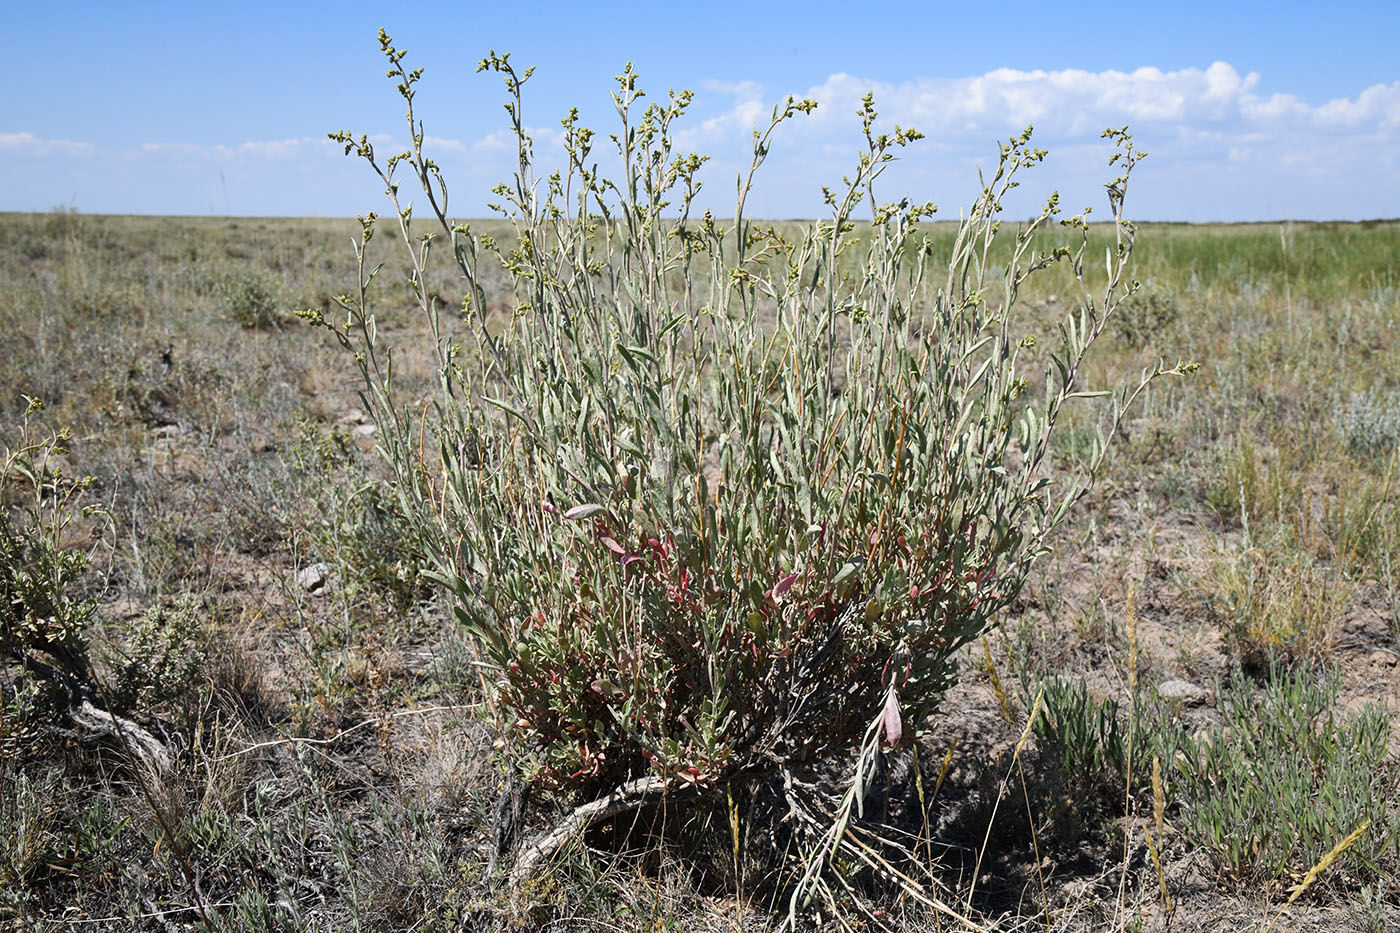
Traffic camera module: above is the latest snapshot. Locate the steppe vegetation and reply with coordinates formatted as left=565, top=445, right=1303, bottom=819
left=2, top=38, right=1399, bottom=933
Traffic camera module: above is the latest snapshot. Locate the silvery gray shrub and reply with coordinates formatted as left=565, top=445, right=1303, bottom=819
left=310, top=31, right=1193, bottom=817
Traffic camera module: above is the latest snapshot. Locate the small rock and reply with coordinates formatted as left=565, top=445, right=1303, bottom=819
left=297, top=562, right=332, bottom=595
left=1158, top=678, right=1209, bottom=706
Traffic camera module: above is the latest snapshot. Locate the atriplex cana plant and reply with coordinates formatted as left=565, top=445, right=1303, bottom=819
left=312, top=29, right=1193, bottom=877
left=1, top=398, right=104, bottom=706
left=1, top=398, right=171, bottom=775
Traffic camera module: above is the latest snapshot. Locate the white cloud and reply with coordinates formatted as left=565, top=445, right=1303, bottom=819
left=695, top=99, right=767, bottom=139
left=673, top=62, right=1400, bottom=219
left=472, top=128, right=513, bottom=152
left=697, top=62, right=1397, bottom=143
left=140, top=136, right=335, bottom=161
left=4, top=63, right=1396, bottom=219
left=0, top=131, right=93, bottom=156
left=423, top=135, right=467, bottom=152
left=1249, top=82, right=1400, bottom=132
left=679, top=62, right=1397, bottom=154
left=134, top=133, right=474, bottom=164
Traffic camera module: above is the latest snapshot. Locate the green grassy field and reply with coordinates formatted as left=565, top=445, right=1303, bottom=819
left=2, top=211, right=1398, bottom=931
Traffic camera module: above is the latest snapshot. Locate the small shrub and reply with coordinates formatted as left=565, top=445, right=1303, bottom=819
left=1033, top=666, right=1400, bottom=893
left=1175, top=665, right=1399, bottom=890
left=0, top=674, right=47, bottom=757
left=1203, top=435, right=1302, bottom=529
left=1, top=399, right=106, bottom=704
left=1293, top=474, right=1399, bottom=572
left=1336, top=387, right=1400, bottom=461
left=1112, top=284, right=1180, bottom=347
left=109, top=593, right=207, bottom=710
left=287, top=423, right=431, bottom=617
left=1351, top=881, right=1396, bottom=933
left=1027, top=675, right=1182, bottom=853
left=71, top=281, right=147, bottom=320
left=218, top=269, right=284, bottom=329
left=109, top=348, right=225, bottom=429
left=1032, top=677, right=1177, bottom=798
left=0, top=766, right=63, bottom=905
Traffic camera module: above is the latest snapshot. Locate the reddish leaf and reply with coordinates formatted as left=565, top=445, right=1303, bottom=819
left=773, top=572, right=798, bottom=600
left=601, top=536, right=626, bottom=555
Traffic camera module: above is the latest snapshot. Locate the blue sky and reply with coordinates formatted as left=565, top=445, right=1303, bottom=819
left=4, top=1, right=1398, bottom=221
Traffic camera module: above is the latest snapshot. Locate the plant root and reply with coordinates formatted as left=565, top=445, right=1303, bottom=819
left=71, top=699, right=173, bottom=776
left=509, top=774, right=671, bottom=884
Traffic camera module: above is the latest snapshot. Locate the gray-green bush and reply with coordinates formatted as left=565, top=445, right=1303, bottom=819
left=0, top=399, right=105, bottom=707
left=1176, top=666, right=1398, bottom=889
left=1031, top=675, right=1178, bottom=803
left=313, top=30, right=1192, bottom=887
left=1336, top=387, right=1400, bottom=460
left=1111, top=282, right=1180, bottom=348
left=219, top=269, right=284, bottom=329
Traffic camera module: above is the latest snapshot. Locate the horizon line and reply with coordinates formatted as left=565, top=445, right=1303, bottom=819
left=4, top=210, right=1398, bottom=227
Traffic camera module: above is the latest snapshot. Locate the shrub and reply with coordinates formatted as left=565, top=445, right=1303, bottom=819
left=2, top=399, right=171, bottom=775
left=1175, top=665, right=1399, bottom=889
left=109, top=593, right=206, bottom=710
left=1336, top=387, right=1400, bottom=460
left=313, top=31, right=1192, bottom=879
left=1111, top=283, right=1180, bottom=347
left=218, top=269, right=284, bottom=329
left=1, top=399, right=104, bottom=704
